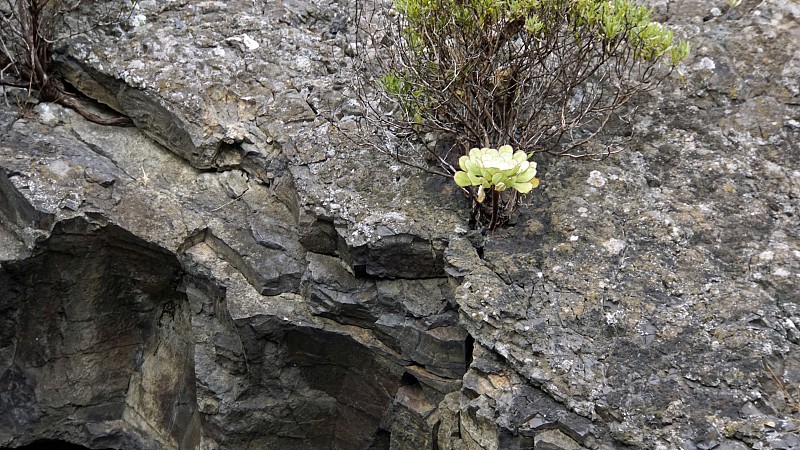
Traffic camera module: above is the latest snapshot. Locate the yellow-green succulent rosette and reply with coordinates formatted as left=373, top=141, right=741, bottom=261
left=454, top=145, right=539, bottom=202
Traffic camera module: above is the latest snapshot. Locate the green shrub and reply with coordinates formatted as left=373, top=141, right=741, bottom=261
left=355, top=0, right=689, bottom=229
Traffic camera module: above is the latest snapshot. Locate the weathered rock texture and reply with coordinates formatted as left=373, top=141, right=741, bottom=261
left=1, top=0, right=799, bottom=449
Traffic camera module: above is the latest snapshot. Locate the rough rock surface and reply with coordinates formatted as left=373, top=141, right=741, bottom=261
left=1, top=0, right=799, bottom=449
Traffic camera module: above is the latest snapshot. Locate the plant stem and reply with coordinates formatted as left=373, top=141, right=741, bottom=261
left=489, top=188, right=500, bottom=230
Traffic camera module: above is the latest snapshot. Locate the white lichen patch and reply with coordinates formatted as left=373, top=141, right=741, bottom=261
left=130, top=13, right=147, bottom=27
left=587, top=170, right=606, bottom=188
left=692, top=57, right=716, bottom=72
left=773, top=267, right=790, bottom=277
left=605, top=308, right=625, bottom=325
left=603, top=238, right=626, bottom=254
left=34, top=103, right=57, bottom=125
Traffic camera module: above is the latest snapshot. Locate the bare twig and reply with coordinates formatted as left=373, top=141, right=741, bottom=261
left=765, top=361, right=800, bottom=412
left=0, top=0, right=137, bottom=125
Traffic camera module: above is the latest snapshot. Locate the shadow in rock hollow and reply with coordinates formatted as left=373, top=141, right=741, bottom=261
left=0, top=216, right=199, bottom=450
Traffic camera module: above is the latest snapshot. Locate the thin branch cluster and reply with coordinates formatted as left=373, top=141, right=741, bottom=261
left=353, top=0, right=688, bottom=228
left=0, top=0, right=135, bottom=124
left=354, top=0, right=688, bottom=162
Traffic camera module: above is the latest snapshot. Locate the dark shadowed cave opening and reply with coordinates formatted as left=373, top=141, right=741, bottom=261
left=0, top=216, right=198, bottom=449
left=2, top=213, right=453, bottom=449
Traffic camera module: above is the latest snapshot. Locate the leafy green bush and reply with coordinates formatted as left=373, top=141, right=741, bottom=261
left=355, top=0, right=689, bottom=229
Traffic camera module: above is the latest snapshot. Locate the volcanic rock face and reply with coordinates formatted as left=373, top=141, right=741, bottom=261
left=0, top=215, right=197, bottom=449
left=0, top=101, right=468, bottom=449
left=1, top=0, right=799, bottom=449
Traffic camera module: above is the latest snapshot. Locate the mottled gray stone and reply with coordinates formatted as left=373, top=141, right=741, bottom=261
left=534, top=430, right=583, bottom=450
left=386, top=383, right=439, bottom=450
left=1, top=0, right=798, bottom=448
left=715, top=441, right=751, bottom=450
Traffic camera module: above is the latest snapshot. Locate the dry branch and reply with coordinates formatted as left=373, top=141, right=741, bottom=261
left=0, top=0, right=135, bottom=125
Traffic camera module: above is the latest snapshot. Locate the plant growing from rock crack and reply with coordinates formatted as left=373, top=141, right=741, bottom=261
left=0, top=0, right=137, bottom=125
left=354, top=0, right=690, bottom=229
left=454, top=145, right=539, bottom=229
left=724, top=0, right=742, bottom=18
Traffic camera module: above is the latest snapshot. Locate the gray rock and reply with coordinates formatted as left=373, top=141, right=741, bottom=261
left=0, top=216, right=198, bottom=449
left=1, top=0, right=799, bottom=448
left=534, top=430, right=583, bottom=450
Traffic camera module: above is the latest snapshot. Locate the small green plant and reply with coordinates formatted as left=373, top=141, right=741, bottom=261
left=727, top=0, right=743, bottom=9
left=355, top=0, right=690, bottom=229
left=454, top=145, right=539, bottom=229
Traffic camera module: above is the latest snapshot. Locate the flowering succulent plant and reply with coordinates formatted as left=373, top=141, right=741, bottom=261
left=454, top=145, right=539, bottom=203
